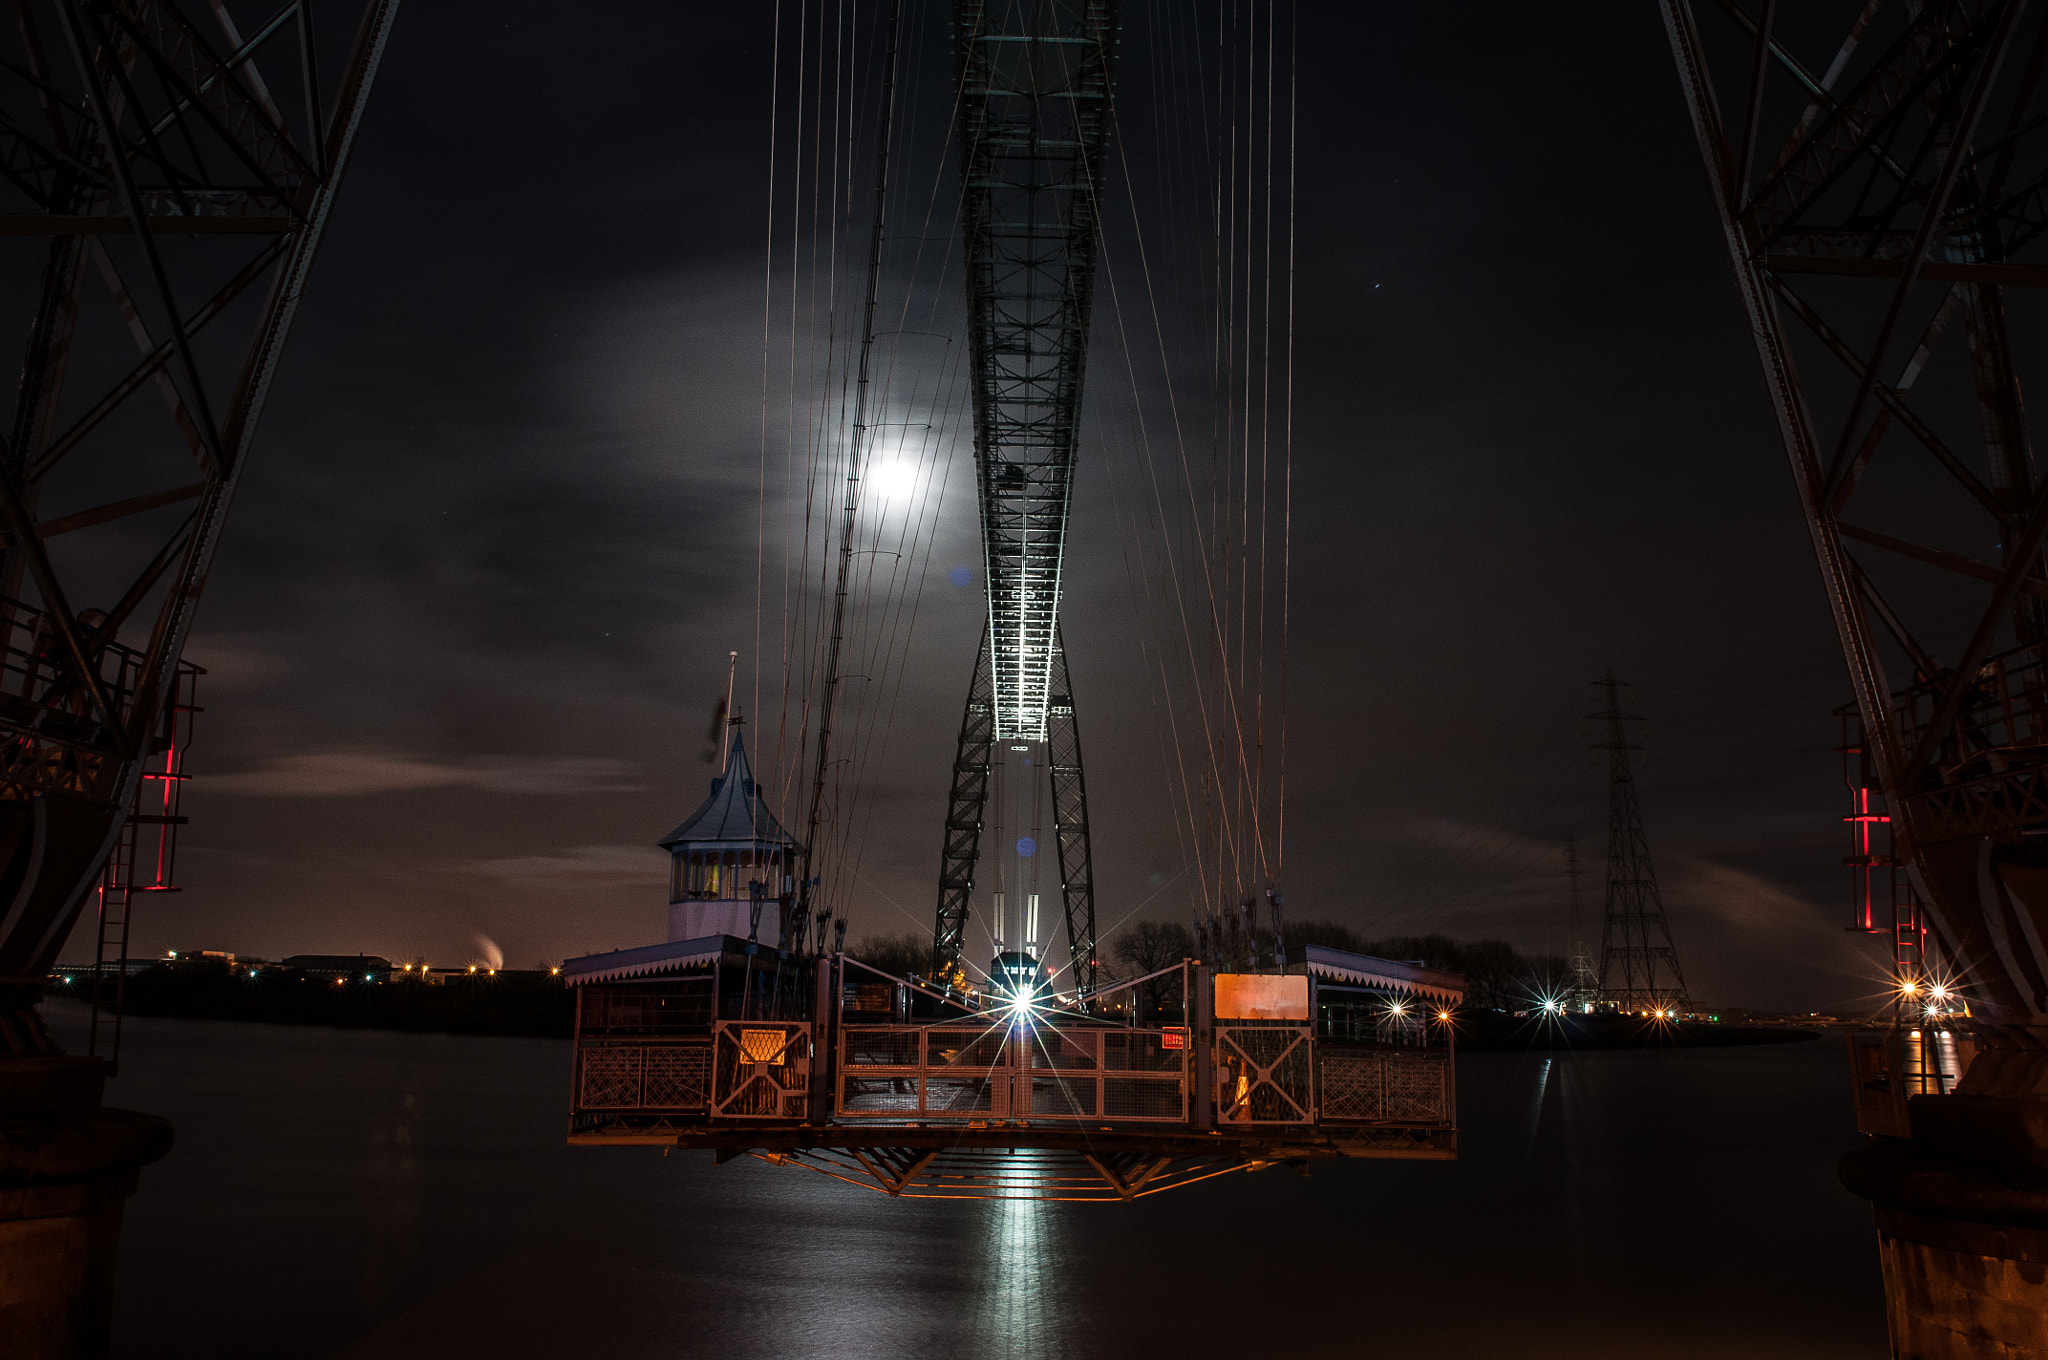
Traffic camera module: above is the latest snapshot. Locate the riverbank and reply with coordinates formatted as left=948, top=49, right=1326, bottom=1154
left=1454, top=1010, right=1825, bottom=1051
left=53, top=968, right=574, bottom=1039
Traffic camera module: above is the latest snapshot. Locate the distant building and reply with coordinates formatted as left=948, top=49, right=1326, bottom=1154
left=658, top=733, right=802, bottom=946
left=279, top=954, right=393, bottom=983
left=165, top=948, right=237, bottom=968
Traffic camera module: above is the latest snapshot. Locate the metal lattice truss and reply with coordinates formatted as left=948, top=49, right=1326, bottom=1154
left=933, top=0, right=1114, bottom=989
left=1661, top=0, right=2048, bottom=1021
left=932, top=635, right=993, bottom=976
left=955, top=0, right=1113, bottom=742
left=0, top=0, right=397, bottom=1020
left=754, top=1146, right=1263, bottom=1202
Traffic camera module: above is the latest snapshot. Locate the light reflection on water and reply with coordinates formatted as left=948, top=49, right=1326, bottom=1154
left=1899, top=1028, right=1969, bottom=1094
left=42, top=1004, right=1889, bottom=1360
left=967, top=1180, right=1062, bottom=1360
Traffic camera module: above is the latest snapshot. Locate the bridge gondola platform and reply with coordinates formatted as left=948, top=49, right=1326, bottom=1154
left=561, top=937, right=1464, bottom=1200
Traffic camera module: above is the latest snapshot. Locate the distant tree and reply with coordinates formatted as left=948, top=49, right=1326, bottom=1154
left=1109, top=920, right=1194, bottom=1022
left=1355, top=934, right=1561, bottom=1011
left=849, top=931, right=930, bottom=982
left=1280, top=918, right=1368, bottom=954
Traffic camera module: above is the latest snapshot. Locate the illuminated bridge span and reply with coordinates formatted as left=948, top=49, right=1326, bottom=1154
left=561, top=938, right=1461, bottom=1200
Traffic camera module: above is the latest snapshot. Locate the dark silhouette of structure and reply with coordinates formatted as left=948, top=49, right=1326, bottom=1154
left=1593, top=673, right=1690, bottom=1014
left=1661, top=1, right=2048, bottom=1348
left=1564, top=837, right=1597, bottom=1003
left=0, top=5, right=399, bottom=1355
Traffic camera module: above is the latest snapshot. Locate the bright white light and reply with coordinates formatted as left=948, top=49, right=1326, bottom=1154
left=1931, top=985, right=1951, bottom=1002
left=871, top=462, right=917, bottom=500
left=1542, top=999, right=1562, bottom=1014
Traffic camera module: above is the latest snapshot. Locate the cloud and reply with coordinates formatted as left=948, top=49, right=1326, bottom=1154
left=467, top=843, right=669, bottom=887
left=207, top=749, right=645, bottom=798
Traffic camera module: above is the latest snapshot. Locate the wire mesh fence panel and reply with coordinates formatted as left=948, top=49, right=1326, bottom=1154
left=1102, top=1029, right=1184, bottom=1072
left=641, top=1043, right=712, bottom=1109
left=1381, top=1054, right=1448, bottom=1122
left=923, top=1075, right=998, bottom=1113
left=579, top=1047, right=642, bottom=1109
left=1317, top=1049, right=1381, bottom=1120
left=928, top=1028, right=1007, bottom=1068
left=1102, top=1076, right=1184, bottom=1120
left=843, top=1029, right=921, bottom=1068
left=1027, top=1074, right=1098, bottom=1117
left=1027, top=1027, right=1099, bottom=1070
left=838, top=1074, right=926, bottom=1114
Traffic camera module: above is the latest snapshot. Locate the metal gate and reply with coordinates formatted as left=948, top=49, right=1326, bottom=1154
left=1216, top=1024, right=1314, bottom=1124
left=713, top=1021, right=811, bottom=1119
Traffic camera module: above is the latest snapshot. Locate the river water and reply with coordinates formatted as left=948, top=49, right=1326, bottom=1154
left=44, top=1003, right=1886, bottom=1359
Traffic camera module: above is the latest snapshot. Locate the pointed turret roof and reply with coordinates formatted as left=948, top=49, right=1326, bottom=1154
left=658, top=733, right=802, bottom=853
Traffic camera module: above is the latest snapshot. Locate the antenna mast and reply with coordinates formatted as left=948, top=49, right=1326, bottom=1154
left=1565, top=837, right=1596, bottom=1001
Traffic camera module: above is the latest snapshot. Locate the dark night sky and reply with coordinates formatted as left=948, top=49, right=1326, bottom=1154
left=97, top=2, right=1895, bottom=1012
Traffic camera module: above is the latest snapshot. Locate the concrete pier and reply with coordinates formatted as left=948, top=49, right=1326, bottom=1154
left=1842, top=1043, right=2048, bottom=1359
left=0, top=1054, right=171, bottom=1360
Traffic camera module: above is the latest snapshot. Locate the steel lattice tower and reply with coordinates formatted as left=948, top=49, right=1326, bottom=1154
left=932, top=0, right=1114, bottom=994
left=0, top=0, right=398, bottom=1057
left=1658, top=0, right=2048, bottom=1033
left=1595, top=673, right=1691, bottom=1013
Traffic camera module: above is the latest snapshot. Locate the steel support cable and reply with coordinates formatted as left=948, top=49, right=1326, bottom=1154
left=756, top=0, right=790, bottom=783
left=835, top=409, right=963, bottom=922
left=1094, top=253, right=1247, bottom=884
left=1278, top=0, right=1294, bottom=882
left=782, top=5, right=966, bottom=872
left=1097, top=163, right=1258, bottom=886
left=1101, top=385, right=1215, bottom=933
left=828, top=348, right=969, bottom=921
left=815, top=87, right=974, bottom=933
left=1251, top=0, right=1276, bottom=904
left=771, top=0, right=821, bottom=816
left=1105, top=414, right=1215, bottom=932
left=1104, top=111, right=1272, bottom=882
left=823, top=321, right=974, bottom=931
left=1098, top=285, right=1225, bottom=939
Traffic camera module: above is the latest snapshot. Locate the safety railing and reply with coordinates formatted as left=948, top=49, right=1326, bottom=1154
left=1317, top=1046, right=1454, bottom=1125
left=837, top=1021, right=1188, bottom=1122
left=1892, top=641, right=2048, bottom=778
left=575, top=1039, right=713, bottom=1111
